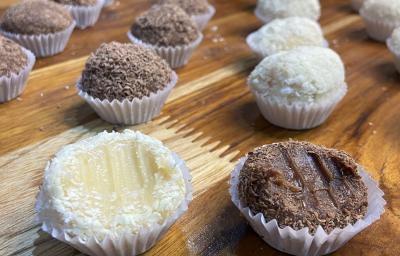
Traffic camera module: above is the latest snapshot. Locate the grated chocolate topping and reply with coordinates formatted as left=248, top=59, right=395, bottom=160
left=131, top=4, right=199, bottom=47
left=0, top=0, right=73, bottom=35
left=154, top=0, right=210, bottom=15
left=0, top=36, right=28, bottom=77
left=80, top=42, right=173, bottom=101
left=238, top=141, right=368, bottom=234
left=52, top=0, right=97, bottom=6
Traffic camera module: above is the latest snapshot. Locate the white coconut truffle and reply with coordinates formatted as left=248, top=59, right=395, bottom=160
left=247, top=17, right=325, bottom=57
left=255, top=0, right=321, bottom=23
left=248, top=46, right=346, bottom=105
left=360, top=0, right=400, bottom=41
left=388, top=27, right=400, bottom=52
left=36, top=130, right=187, bottom=239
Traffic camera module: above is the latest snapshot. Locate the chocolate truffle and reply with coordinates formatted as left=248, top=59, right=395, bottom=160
left=131, top=4, right=199, bottom=47
left=80, top=42, right=173, bottom=101
left=0, top=0, right=73, bottom=35
left=154, top=0, right=210, bottom=15
left=0, top=36, right=28, bottom=77
left=238, top=141, right=368, bottom=234
left=52, top=0, right=97, bottom=6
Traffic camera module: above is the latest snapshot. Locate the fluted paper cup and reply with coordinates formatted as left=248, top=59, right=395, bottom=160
left=230, top=157, right=386, bottom=256
left=0, top=22, right=75, bottom=57
left=191, top=5, right=216, bottom=31
left=351, top=0, right=364, bottom=12
left=127, top=31, right=203, bottom=69
left=65, top=0, right=104, bottom=29
left=386, top=36, right=400, bottom=73
left=103, top=0, right=114, bottom=6
left=77, top=72, right=177, bottom=125
left=249, top=83, right=347, bottom=130
left=37, top=153, right=192, bottom=256
left=360, top=10, right=399, bottom=42
left=246, top=32, right=329, bottom=59
left=0, top=48, right=35, bottom=103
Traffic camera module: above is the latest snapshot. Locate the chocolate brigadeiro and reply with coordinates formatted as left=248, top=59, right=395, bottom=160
left=238, top=141, right=368, bottom=234
left=80, top=42, right=173, bottom=101
left=52, top=0, right=97, bottom=6
left=0, top=0, right=73, bottom=35
left=130, top=4, right=199, bottom=47
left=0, top=36, right=28, bottom=77
left=154, top=0, right=210, bottom=15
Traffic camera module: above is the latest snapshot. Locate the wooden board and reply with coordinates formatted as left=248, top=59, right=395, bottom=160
left=0, top=0, right=399, bottom=255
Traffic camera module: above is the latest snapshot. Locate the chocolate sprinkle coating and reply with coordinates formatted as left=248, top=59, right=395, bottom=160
left=131, top=4, right=199, bottom=47
left=80, top=42, right=173, bottom=101
left=154, top=0, right=210, bottom=15
left=238, top=141, right=368, bottom=234
left=0, top=36, right=28, bottom=77
left=52, top=0, right=97, bottom=6
left=0, top=0, right=73, bottom=35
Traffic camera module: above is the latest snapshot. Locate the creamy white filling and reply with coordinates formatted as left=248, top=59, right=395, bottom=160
left=37, top=130, right=186, bottom=239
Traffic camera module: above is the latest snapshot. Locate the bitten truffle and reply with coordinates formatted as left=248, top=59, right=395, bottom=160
left=154, top=0, right=210, bottom=15
left=0, top=36, right=28, bottom=77
left=131, top=4, right=199, bottom=47
left=0, top=0, right=73, bottom=35
left=238, top=141, right=368, bottom=234
left=51, top=0, right=97, bottom=6
left=80, top=42, right=173, bottom=101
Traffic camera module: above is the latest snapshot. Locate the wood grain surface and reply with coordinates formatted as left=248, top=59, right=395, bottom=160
left=0, top=0, right=399, bottom=255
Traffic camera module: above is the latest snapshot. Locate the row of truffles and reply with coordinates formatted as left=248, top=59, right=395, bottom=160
left=237, top=1, right=385, bottom=255
left=127, top=0, right=215, bottom=68
left=351, top=0, right=400, bottom=74
left=247, top=0, right=345, bottom=130
left=34, top=130, right=384, bottom=256
left=0, top=0, right=107, bottom=58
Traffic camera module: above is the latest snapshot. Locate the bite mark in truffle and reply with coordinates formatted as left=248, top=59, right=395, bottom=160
left=238, top=141, right=368, bottom=234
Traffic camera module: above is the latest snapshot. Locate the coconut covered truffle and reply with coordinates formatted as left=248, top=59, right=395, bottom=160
left=0, top=0, right=73, bottom=35
left=388, top=27, right=400, bottom=51
left=238, top=141, right=368, bottom=234
left=154, top=0, right=210, bottom=15
left=256, top=0, right=321, bottom=23
left=52, top=0, right=97, bottom=6
left=131, top=4, right=199, bottom=47
left=36, top=130, right=187, bottom=239
left=248, top=17, right=325, bottom=57
left=80, top=42, right=173, bottom=101
left=0, top=36, right=28, bottom=77
left=248, top=46, right=346, bottom=105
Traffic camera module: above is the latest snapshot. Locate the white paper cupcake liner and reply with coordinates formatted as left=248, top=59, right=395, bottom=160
left=0, top=48, right=36, bottom=103
left=37, top=152, right=192, bottom=256
left=246, top=32, right=329, bottom=59
left=0, top=22, right=75, bottom=58
left=66, top=0, right=104, bottom=29
left=360, top=12, right=399, bottom=42
left=103, top=0, right=114, bottom=7
left=230, top=157, right=386, bottom=256
left=386, top=37, right=400, bottom=73
left=127, top=31, right=203, bottom=69
left=249, top=84, right=347, bottom=130
left=77, top=72, right=177, bottom=125
left=191, top=5, right=216, bottom=31
left=351, top=0, right=364, bottom=12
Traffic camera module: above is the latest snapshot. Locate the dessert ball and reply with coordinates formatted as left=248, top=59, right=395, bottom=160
left=0, top=0, right=73, bottom=35
left=238, top=141, right=368, bottom=234
left=131, top=4, right=199, bottom=47
left=256, top=0, right=321, bottom=23
left=360, top=0, right=400, bottom=41
left=0, top=36, right=28, bottom=77
left=81, top=42, right=173, bottom=101
left=387, top=27, right=400, bottom=73
left=154, top=0, right=210, bottom=15
left=247, top=17, right=325, bottom=57
left=248, top=46, right=345, bottom=105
